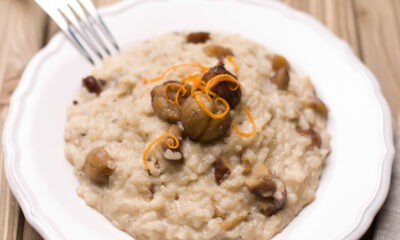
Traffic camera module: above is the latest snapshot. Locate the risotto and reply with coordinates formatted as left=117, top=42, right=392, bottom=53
left=64, top=32, right=331, bottom=240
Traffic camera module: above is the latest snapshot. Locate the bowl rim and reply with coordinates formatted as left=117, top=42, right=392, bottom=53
left=3, top=0, right=395, bottom=239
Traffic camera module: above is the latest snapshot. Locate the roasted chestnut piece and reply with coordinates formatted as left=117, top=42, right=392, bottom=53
left=151, top=81, right=191, bottom=123
left=162, top=125, right=184, bottom=164
left=262, top=175, right=286, bottom=216
left=241, top=156, right=252, bottom=175
left=203, top=45, right=234, bottom=60
left=297, top=128, right=322, bottom=148
left=214, top=156, right=231, bottom=185
left=202, top=63, right=242, bottom=109
left=267, top=54, right=290, bottom=90
left=246, top=173, right=276, bottom=199
left=220, top=213, right=248, bottom=230
left=270, top=68, right=290, bottom=90
left=305, top=96, right=328, bottom=118
left=181, top=93, right=232, bottom=143
left=186, top=32, right=210, bottom=43
left=268, top=54, right=290, bottom=71
left=245, top=164, right=287, bottom=216
left=83, top=147, right=115, bottom=185
left=82, top=76, right=106, bottom=95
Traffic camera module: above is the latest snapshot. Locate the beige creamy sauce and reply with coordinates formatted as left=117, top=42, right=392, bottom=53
left=65, top=33, right=330, bottom=240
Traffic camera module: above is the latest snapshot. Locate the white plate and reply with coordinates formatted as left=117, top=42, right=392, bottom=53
left=3, top=0, right=395, bottom=239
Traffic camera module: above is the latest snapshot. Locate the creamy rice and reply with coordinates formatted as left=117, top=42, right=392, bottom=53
left=65, top=33, right=330, bottom=240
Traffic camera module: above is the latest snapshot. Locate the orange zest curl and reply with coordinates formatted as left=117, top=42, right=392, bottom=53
left=204, top=74, right=241, bottom=102
left=143, top=63, right=209, bottom=83
left=198, top=85, right=218, bottom=98
left=163, top=83, right=187, bottom=109
left=226, top=55, right=239, bottom=73
left=174, top=85, right=186, bottom=109
left=182, top=74, right=204, bottom=96
left=232, top=106, right=256, bottom=137
left=194, top=91, right=230, bottom=119
left=142, top=133, right=179, bottom=169
left=181, top=74, right=202, bottom=83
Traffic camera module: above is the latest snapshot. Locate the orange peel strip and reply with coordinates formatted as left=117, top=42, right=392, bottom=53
left=142, top=133, right=179, bottom=168
left=182, top=74, right=202, bottom=83
left=182, top=74, right=204, bottom=96
left=232, top=106, right=256, bottom=137
left=164, top=83, right=186, bottom=105
left=174, top=82, right=189, bottom=109
left=194, top=91, right=230, bottom=119
left=198, top=85, right=218, bottom=98
left=226, top=55, right=239, bottom=73
left=143, top=63, right=209, bottom=83
left=204, top=74, right=241, bottom=102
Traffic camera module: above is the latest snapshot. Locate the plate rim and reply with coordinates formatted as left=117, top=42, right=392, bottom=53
left=2, top=0, right=395, bottom=239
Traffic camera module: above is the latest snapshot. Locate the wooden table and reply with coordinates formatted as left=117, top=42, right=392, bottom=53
left=0, top=0, right=399, bottom=239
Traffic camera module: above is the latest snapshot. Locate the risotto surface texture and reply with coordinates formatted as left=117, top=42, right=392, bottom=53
left=64, top=33, right=330, bottom=240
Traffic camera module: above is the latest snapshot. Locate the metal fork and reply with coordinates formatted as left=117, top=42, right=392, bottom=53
left=35, top=0, right=120, bottom=65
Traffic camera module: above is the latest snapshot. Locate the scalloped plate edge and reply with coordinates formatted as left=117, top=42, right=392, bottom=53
left=3, top=0, right=395, bottom=239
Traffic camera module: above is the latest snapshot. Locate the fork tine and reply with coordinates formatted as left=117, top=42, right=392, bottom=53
left=66, top=4, right=107, bottom=57
left=78, top=0, right=120, bottom=51
left=96, top=15, right=120, bottom=51
left=58, top=5, right=104, bottom=60
left=66, top=29, right=95, bottom=65
left=34, top=0, right=119, bottom=65
left=35, top=0, right=95, bottom=64
left=68, top=0, right=112, bottom=55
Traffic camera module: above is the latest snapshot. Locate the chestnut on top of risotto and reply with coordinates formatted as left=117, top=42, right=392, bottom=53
left=66, top=32, right=331, bottom=240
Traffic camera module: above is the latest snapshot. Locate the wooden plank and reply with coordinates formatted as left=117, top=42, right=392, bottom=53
left=353, top=0, right=400, bottom=122
left=0, top=158, right=22, bottom=240
left=324, top=0, right=362, bottom=57
left=280, top=0, right=361, bottom=56
left=393, top=0, right=400, bottom=29
left=0, top=0, right=48, bottom=239
left=281, top=0, right=310, bottom=12
left=0, top=0, right=12, bottom=86
left=22, top=223, right=42, bottom=240
left=2, top=0, right=47, bottom=80
left=0, top=78, right=22, bottom=240
left=308, top=0, right=327, bottom=25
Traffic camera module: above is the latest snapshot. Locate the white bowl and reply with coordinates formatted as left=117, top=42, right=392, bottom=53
left=3, top=0, right=395, bottom=239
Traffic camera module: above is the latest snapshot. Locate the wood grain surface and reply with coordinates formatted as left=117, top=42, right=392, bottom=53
left=1, top=0, right=399, bottom=239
